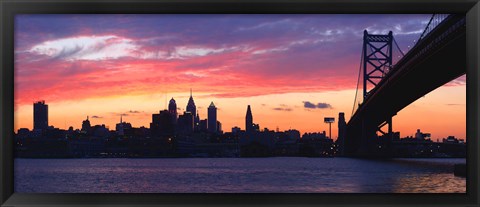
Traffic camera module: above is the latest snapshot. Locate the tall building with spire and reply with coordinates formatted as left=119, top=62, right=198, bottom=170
left=186, top=89, right=196, bottom=117
left=186, top=89, right=200, bottom=130
left=168, top=98, right=177, bottom=123
left=207, top=102, right=217, bottom=133
left=116, top=115, right=132, bottom=136
left=246, top=105, right=253, bottom=132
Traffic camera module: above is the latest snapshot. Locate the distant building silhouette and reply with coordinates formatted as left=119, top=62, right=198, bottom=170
left=337, top=112, right=347, bottom=155
left=199, top=119, right=208, bottom=132
left=91, top=124, right=109, bottom=137
left=81, top=116, right=91, bottom=134
left=186, top=89, right=200, bottom=130
left=252, top=123, right=260, bottom=132
left=302, top=131, right=327, bottom=140
left=415, top=129, right=431, bottom=140
left=186, top=90, right=196, bottom=116
left=168, top=98, right=178, bottom=124
left=177, top=111, right=194, bottom=134
left=231, top=126, right=241, bottom=134
left=116, top=115, right=132, bottom=136
left=443, top=136, right=464, bottom=144
left=33, top=100, right=48, bottom=131
left=150, top=110, right=174, bottom=137
left=216, top=121, right=222, bottom=133
left=195, top=113, right=200, bottom=130
left=246, top=105, right=253, bottom=132
left=17, top=128, right=30, bottom=136
left=285, top=129, right=300, bottom=141
left=151, top=114, right=161, bottom=136
left=208, top=102, right=217, bottom=133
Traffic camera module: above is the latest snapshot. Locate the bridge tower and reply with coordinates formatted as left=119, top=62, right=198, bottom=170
left=363, top=30, right=393, bottom=99
left=360, top=30, right=395, bottom=155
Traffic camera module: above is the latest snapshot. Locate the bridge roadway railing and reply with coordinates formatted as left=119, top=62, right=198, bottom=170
left=417, top=14, right=450, bottom=43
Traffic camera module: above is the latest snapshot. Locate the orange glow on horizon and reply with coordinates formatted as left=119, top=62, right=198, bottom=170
left=14, top=80, right=466, bottom=141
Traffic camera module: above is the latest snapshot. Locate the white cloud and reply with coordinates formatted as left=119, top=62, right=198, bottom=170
left=252, top=38, right=330, bottom=55
left=252, top=46, right=289, bottom=55
left=311, top=28, right=345, bottom=36
left=29, top=35, right=242, bottom=61
left=236, top=19, right=292, bottom=31
left=29, top=35, right=139, bottom=61
left=172, top=46, right=228, bottom=58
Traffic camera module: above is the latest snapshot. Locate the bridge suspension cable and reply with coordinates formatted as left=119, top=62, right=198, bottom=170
left=417, top=14, right=449, bottom=43
left=351, top=12, right=443, bottom=118
left=351, top=42, right=365, bottom=118
left=393, top=37, right=405, bottom=57
left=352, top=32, right=403, bottom=118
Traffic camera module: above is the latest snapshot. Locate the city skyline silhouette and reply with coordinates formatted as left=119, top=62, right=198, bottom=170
left=14, top=14, right=466, bottom=140
left=11, top=13, right=467, bottom=194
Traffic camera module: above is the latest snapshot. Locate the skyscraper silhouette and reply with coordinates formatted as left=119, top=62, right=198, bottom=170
left=177, top=111, right=194, bottom=134
left=195, top=113, right=200, bottom=129
left=150, top=110, right=174, bottom=137
left=186, top=89, right=196, bottom=118
left=208, top=102, right=217, bottom=133
left=168, top=98, right=178, bottom=123
left=116, top=115, right=132, bottom=136
left=186, top=89, right=199, bottom=130
left=337, top=112, right=347, bottom=155
left=338, top=112, right=346, bottom=137
left=81, top=116, right=91, bottom=133
left=246, top=105, right=253, bottom=132
left=33, top=100, right=48, bottom=131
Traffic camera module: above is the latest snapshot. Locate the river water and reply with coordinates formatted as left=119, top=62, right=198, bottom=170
left=14, top=157, right=466, bottom=193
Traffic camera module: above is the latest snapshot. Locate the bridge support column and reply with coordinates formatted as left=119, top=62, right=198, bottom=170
left=378, top=116, right=393, bottom=138
left=358, top=117, right=378, bottom=156
left=388, top=117, right=392, bottom=136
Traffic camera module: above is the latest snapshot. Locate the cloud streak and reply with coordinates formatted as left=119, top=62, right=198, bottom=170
left=29, top=35, right=139, bottom=61
left=272, top=104, right=293, bottom=111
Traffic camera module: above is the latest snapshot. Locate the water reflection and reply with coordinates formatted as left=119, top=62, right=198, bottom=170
left=393, top=173, right=465, bottom=193
left=14, top=157, right=466, bottom=193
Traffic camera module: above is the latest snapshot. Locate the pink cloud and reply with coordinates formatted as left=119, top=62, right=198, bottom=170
left=15, top=15, right=435, bottom=108
left=15, top=33, right=361, bottom=108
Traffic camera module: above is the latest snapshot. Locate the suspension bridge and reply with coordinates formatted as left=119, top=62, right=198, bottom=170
left=342, top=14, right=466, bottom=157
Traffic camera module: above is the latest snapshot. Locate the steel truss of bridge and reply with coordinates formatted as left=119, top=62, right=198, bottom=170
left=344, top=14, right=466, bottom=157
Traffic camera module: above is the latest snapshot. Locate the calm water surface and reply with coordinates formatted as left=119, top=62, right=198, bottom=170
left=14, top=157, right=466, bottom=193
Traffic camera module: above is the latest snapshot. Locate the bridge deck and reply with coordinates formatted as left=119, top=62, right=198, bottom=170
left=345, top=14, right=466, bottom=156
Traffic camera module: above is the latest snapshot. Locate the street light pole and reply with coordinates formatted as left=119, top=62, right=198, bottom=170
left=329, top=122, right=332, bottom=140
left=324, top=117, right=335, bottom=139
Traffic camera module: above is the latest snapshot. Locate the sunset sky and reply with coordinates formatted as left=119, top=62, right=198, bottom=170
left=14, top=14, right=466, bottom=140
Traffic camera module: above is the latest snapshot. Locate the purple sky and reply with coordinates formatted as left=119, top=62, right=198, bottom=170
left=14, top=14, right=436, bottom=105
